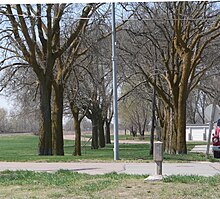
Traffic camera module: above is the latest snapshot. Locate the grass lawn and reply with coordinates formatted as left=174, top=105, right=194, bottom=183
left=0, top=170, right=220, bottom=199
left=0, top=134, right=219, bottom=198
left=0, top=134, right=216, bottom=162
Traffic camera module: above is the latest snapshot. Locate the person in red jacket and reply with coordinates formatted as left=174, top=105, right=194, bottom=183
left=212, top=119, right=220, bottom=158
left=215, top=119, right=220, bottom=134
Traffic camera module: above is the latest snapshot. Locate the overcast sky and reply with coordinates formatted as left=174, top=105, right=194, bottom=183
left=0, top=95, right=12, bottom=111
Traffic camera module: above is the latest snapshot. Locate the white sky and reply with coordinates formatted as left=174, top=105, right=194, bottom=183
left=2, top=0, right=130, bottom=3
left=0, top=0, right=201, bottom=4
left=0, top=95, right=12, bottom=111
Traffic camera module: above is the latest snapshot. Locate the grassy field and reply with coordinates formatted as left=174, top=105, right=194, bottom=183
left=0, top=134, right=219, bottom=198
left=0, top=170, right=220, bottom=199
left=0, top=134, right=216, bottom=162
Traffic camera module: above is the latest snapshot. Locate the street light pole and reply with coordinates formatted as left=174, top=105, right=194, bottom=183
left=112, top=2, right=119, bottom=160
left=150, top=48, right=157, bottom=155
left=206, top=100, right=217, bottom=157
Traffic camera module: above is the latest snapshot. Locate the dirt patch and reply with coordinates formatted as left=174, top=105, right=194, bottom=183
left=98, top=179, right=220, bottom=199
left=1, top=180, right=220, bottom=199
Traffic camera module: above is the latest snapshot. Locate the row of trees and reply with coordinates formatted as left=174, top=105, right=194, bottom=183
left=0, top=3, right=126, bottom=156
left=118, top=2, right=220, bottom=154
left=0, top=2, right=220, bottom=156
left=0, top=107, right=39, bottom=133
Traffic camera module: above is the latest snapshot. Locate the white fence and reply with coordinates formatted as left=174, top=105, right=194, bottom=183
left=186, top=124, right=215, bottom=141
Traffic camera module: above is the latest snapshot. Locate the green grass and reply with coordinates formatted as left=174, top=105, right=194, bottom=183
left=0, top=170, right=220, bottom=198
left=0, top=170, right=143, bottom=186
left=1, top=170, right=220, bottom=186
left=0, top=170, right=144, bottom=198
left=0, top=135, right=218, bottom=198
left=164, top=174, right=220, bottom=186
left=0, top=134, right=151, bottom=162
left=0, top=134, right=216, bottom=162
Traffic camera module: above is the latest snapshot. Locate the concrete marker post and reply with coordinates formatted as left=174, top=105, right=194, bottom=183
left=144, top=141, right=163, bottom=182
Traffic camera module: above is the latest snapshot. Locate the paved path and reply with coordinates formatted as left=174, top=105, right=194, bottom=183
left=0, top=134, right=217, bottom=177
left=64, top=135, right=149, bottom=144
left=190, top=145, right=212, bottom=154
left=1, top=161, right=220, bottom=176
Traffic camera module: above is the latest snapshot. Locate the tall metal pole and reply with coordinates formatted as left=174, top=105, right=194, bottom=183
left=206, top=100, right=217, bottom=157
left=150, top=84, right=156, bottom=155
left=112, top=2, right=119, bottom=160
left=150, top=48, right=157, bottom=155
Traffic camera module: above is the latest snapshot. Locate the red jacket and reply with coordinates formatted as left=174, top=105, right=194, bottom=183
left=212, top=126, right=220, bottom=146
left=215, top=126, right=220, bottom=136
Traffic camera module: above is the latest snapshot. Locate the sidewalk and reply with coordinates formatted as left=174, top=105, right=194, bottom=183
left=63, top=134, right=149, bottom=144
left=190, top=145, right=212, bottom=154
left=0, top=161, right=220, bottom=176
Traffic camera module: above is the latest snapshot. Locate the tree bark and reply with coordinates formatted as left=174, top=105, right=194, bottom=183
left=177, top=98, right=187, bottom=154
left=98, top=117, right=105, bottom=148
left=91, top=117, right=99, bottom=149
left=72, top=107, right=81, bottom=156
left=141, top=117, right=147, bottom=138
left=162, top=107, right=169, bottom=152
left=105, top=120, right=111, bottom=144
left=74, top=118, right=81, bottom=156
left=176, top=80, right=188, bottom=153
left=52, top=84, right=64, bottom=155
left=176, top=52, right=192, bottom=154
left=171, top=120, right=177, bottom=154
left=38, top=80, right=52, bottom=155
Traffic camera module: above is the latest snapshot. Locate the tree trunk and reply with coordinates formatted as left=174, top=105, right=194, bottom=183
left=91, top=117, right=99, bottom=149
left=169, top=105, right=178, bottom=154
left=38, top=81, right=52, bottom=155
left=73, top=109, right=81, bottom=156
left=177, top=100, right=187, bottom=154
left=98, top=118, right=105, bottom=148
left=52, top=84, right=64, bottom=155
left=176, top=53, right=192, bottom=154
left=177, top=86, right=187, bottom=154
left=105, top=120, right=111, bottom=144
left=141, top=117, right=147, bottom=138
left=138, top=122, right=142, bottom=136
left=74, top=118, right=81, bottom=156
left=70, top=103, right=83, bottom=156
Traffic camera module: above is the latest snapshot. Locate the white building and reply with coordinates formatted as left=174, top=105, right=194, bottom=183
left=186, top=124, right=215, bottom=141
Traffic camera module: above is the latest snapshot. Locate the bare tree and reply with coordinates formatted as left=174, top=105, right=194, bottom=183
left=0, top=4, right=98, bottom=155
left=120, top=2, right=220, bottom=154
left=119, top=79, right=151, bottom=138
left=0, top=108, right=8, bottom=132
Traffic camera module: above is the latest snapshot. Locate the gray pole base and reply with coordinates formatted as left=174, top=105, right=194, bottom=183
left=144, top=175, right=163, bottom=182
left=144, top=160, right=163, bottom=182
left=156, top=161, right=162, bottom=175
